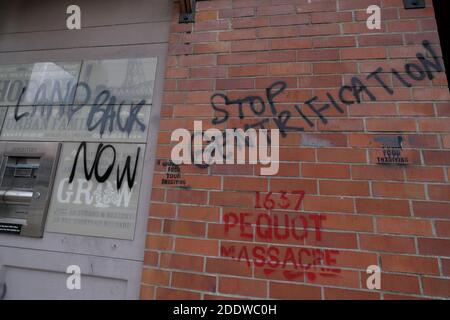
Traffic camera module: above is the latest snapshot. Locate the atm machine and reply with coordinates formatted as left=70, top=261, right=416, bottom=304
left=0, top=142, right=61, bottom=237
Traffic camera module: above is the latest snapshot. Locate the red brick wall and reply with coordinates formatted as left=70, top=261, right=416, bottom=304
left=140, top=0, right=450, bottom=300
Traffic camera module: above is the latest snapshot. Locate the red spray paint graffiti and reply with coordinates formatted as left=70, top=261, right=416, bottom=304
left=220, top=191, right=341, bottom=281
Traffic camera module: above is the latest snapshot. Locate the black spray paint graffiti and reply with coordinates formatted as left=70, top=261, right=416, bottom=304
left=375, top=136, right=408, bottom=165
left=69, top=142, right=141, bottom=190
left=190, top=126, right=261, bottom=169
left=210, top=40, right=443, bottom=136
left=12, top=83, right=147, bottom=137
left=158, top=160, right=186, bottom=186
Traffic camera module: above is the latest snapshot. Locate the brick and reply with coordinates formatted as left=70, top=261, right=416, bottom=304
left=302, top=163, right=350, bottom=179
left=182, top=175, right=222, bottom=189
left=306, top=231, right=357, bottom=249
left=324, top=288, right=380, bottom=300
left=405, top=167, right=445, bottom=182
left=156, top=288, right=200, bottom=300
left=232, top=17, right=269, bottom=29
left=163, top=220, right=206, bottom=237
left=306, top=269, right=360, bottom=288
left=313, top=62, right=357, bottom=74
left=219, top=277, right=267, bottom=298
left=413, top=88, right=450, bottom=101
left=224, top=177, right=268, bottom=191
left=377, top=217, right=433, bottom=236
left=140, top=285, right=154, bottom=300
left=175, top=238, right=218, bottom=256
left=219, top=7, right=254, bottom=19
left=314, top=36, right=356, bottom=49
left=334, top=250, right=378, bottom=269
left=384, top=293, right=427, bottom=300
left=360, top=234, right=416, bottom=254
left=428, top=184, right=450, bottom=201
left=362, top=273, right=420, bottom=295
left=278, top=148, right=316, bottom=162
left=318, top=119, right=364, bottom=132
left=341, top=47, right=386, bottom=60
left=311, top=11, right=352, bottom=24
left=257, top=26, right=299, bottom=38
left=297, top=49, right=339, bottom=61
left=229, top=65, right=267, bottom=77
left=231, top=39, right=270, bottom=52
left=300, top=133, right=349, bottom=148
left=269, top=282, right=321, bottom=299
left=322, top=214, right=373, bottom=232
left=297, top=1, right=337, bottom=13
left=358, top=34, right=403, bottom=46
left=423, top=151, right=450, bottom=165
left=197, top=0, right=232, bottom=11
left=206, top=258, right=252, bottom=277
left=143, top=251, right=158, bottom=266
left=442, top=259, right=450, bottom=276
left=219, top=29, right=256, bottom=41
left=178, top=79, right=214, bottom=91
left=366, top=119, right=417, bottom=132
left=352, top=165, right=404, bottom=181
left=304, top=195, right=354, bottom=213
left=319, top=180, right=370, bottom=196
left=418, top=238, right=450, bottom=256
left=271, top=38, right=312, bottom=50
left=196, top=10, right=218, bottom=22
left=194, top=20, right=229, bottom=32
left=141, top=268, right=170, bottom=286
left=145, top=235, right=173, bottom=251
left=317, top=148, right=367, bottom=163
left=166, top=67, right=189, bottom=79
left=381, top=254, right=439, bottom=275
left=151, top=188, right=165, bottom=201
left=356, top=199, right=410, bottom=216
left=172, top=272, right=216, bottom=292
left=210, top=191, right=254, bottom=207
left=270, top=178, right=317, bottom=194
left=422, top=277, right=450, bottom=297
left=149, top=203, right=176, bottom=218
left=298, top=24, right=340, bottom=36
left=166, top=190, right=208, bottom=205
left=413, top=201, right=450, bottom=219
left=372, top=182, right=425, bottom=200
left=398, top=103, right=435, bottom=116
left=194, top=42, right=230, bottom=54
left=257, top=5, right=296, bottom=16
left=268, top=63, right=311, bottom=75
left=160, top=253, right=204, bottom=272
left=147, top=218, right=162, bottom=234
left=178, top=206, right=219, bottom=223
left=270, top=14, right=309, bottom=27
left=419, top=119, right=450, bottom=132
left=435, top=221, right=450, bottom=237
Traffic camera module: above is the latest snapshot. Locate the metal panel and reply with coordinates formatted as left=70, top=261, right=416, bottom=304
left=75, top=57, right=157, bottom=105
left=0, top=246, right=141, bottom=299
left=0, top=42, right=167, bottom=262
left=0, top=108, right=6, bottom=130
left=0, top=0, right=172, bottom=35
left=1, top=104, right=152, bottom=143
left=0, top=22, right=170, bottom=53
left=0, top=0, right=172, bottom=299
left=0, top=62, right=81, bottom=106
left=45, top=142, right=145, bottom=240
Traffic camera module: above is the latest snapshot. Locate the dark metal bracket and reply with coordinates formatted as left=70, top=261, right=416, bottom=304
left=179, top=0, right=196, bottom=23
left=403, top=0, right=426, bottom=9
